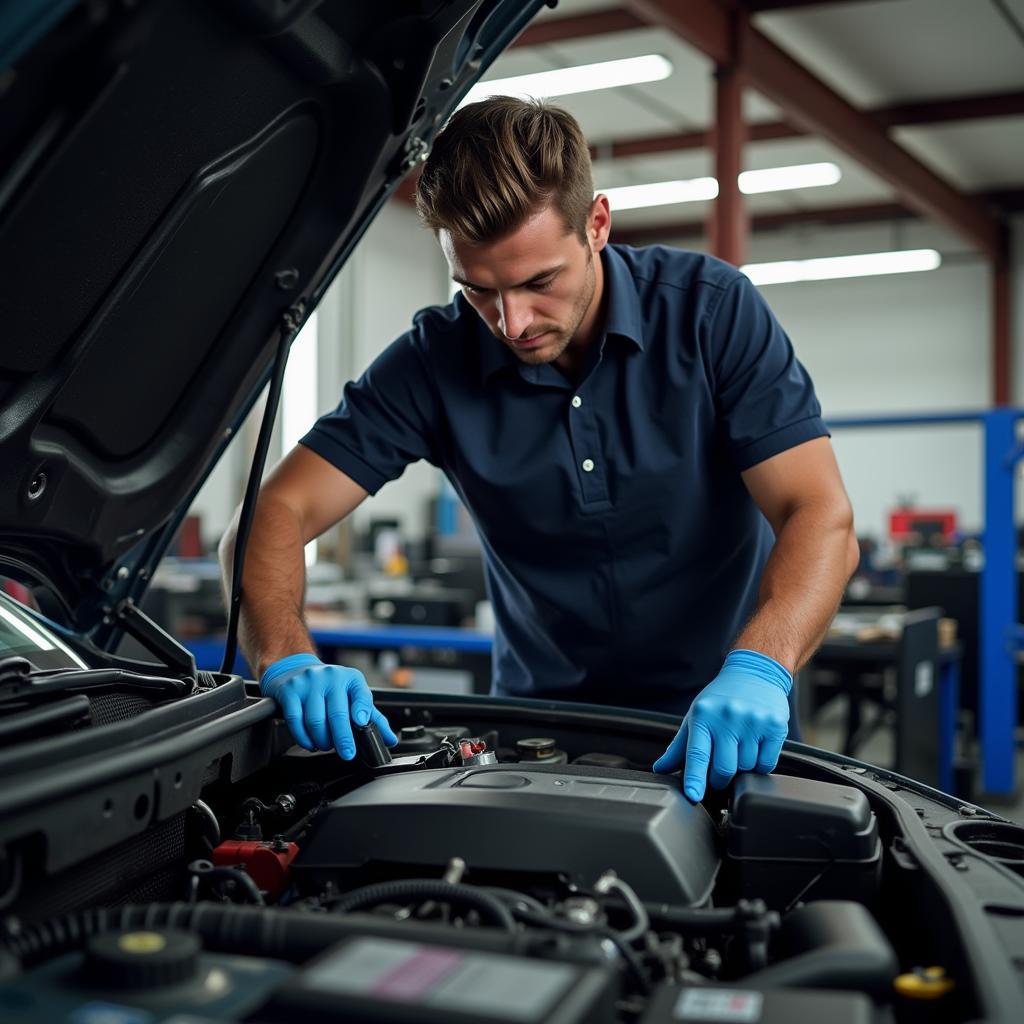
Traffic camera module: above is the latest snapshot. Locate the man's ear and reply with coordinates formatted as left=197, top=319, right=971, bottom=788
left=588, top=194, right=611, bottom=253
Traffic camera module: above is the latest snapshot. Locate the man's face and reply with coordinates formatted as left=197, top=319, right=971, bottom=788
left=441, top=200, right=609, bottom=367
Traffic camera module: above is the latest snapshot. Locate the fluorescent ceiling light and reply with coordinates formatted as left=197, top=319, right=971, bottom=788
left=460, top=54, right=672, bottom=106
left=741, top=249, right=942, bottom=286
left=598, top=162, right=842, bottom=211
left=601, top=178, right=720, bottom=211
left=739, top=162, right=841, bottom=194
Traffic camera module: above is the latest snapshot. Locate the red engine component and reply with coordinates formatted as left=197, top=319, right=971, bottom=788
left=211, top=839, right=299, bottom=898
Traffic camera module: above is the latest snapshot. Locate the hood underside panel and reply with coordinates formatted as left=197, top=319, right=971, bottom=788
left=0, top=0, right=541, bottom=627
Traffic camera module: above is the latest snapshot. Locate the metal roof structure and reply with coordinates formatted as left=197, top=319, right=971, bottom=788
left=436, top=0, right=1024, bottom=401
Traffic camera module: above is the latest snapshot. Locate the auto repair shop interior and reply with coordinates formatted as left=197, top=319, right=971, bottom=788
left=2, top=2, right=1024, bottom=1024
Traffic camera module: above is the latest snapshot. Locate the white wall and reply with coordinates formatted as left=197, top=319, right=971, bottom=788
left=334, top=203, right=451, bottom=540
left=745, top=219, right=993, bottom=540
left=188, top=436, right=243, bottom=551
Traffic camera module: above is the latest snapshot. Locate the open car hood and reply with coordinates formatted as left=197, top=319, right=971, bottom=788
left=0, top=0, right=544, bottom=638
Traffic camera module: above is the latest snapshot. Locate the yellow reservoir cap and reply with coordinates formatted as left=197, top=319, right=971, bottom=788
left=116, top=931, right=168, bottom=955
left=895, top=966, right=955, bottom=999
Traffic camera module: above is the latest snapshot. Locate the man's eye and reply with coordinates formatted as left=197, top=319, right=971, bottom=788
left=462, top=284, right=486, bottom=295
left=531, top=279, right=554, bottom=291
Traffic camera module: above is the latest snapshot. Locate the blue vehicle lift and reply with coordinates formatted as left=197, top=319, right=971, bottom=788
left=829, top=410, right=1023, bottom=796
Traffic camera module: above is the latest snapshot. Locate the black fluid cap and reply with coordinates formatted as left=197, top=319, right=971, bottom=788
left=355, top=721, right=393, bottom=767
left=515, top=737, right=557, bottom=760
left=85, top=929, right=200, bottom=990
left=400, top=725, right=426, bottom=740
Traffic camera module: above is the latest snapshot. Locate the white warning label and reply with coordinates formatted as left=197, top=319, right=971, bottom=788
left=675, top=988, right=764, bottom=1022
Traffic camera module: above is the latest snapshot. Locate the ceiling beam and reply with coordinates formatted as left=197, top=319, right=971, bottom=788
left=874, top=90, right=1024, bottom=128
left=622, top=0, right=1004, bottom=259
left=626, top=0, right=732, bottom=65
left=741, top=0, right=896, bottom=11
left=509, top=9, right=647, bottom=49
left=986, top=189, right=1024, bottom=213
left=611, top=201, right=914, bottom=245
left=590, top=120, right=792, bottom=160
left=588, top=90, right=1024, bottom=161
left=607, top=189, right=1024, bottom=245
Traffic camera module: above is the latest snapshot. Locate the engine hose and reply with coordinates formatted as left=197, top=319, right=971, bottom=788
left=187, top=861, right=264, bottom=906
left=509, top=906, right=651, bottom=993
left=3, top=901, right=535, bottom=972
left=330, top=881, right=515, bottom=932
left=595, top=874, right=648, bottom=944
left=190, top=801, right=221, bottom=849
left=481, top=887, right=549, bottom=915
left=642, top=901, right=775, bottom=934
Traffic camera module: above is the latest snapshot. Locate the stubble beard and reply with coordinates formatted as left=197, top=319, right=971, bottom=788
left=501, top=249, right=596, bottom=366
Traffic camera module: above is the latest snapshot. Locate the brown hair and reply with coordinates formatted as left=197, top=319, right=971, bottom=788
left=415, top=96, right=594, bottom=244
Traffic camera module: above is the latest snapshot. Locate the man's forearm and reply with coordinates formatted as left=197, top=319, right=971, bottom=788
left=734, top=501, right=858, bottom=673
left=218, top=496, right=316, bottom=678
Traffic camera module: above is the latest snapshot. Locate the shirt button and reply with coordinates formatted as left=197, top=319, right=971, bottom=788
left=571, top=395, right=582, bottom=408
left=582, top=459, right=595, bottom=473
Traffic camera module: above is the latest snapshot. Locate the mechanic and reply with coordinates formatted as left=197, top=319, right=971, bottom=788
left=219, top=97, right=859, bottom=802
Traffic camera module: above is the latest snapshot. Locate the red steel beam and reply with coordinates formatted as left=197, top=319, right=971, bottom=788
left=622, top=0, right=1003, bottom=259
left=741, top=26, right=1002, bottom=258
left=592, top=120, right=793, bottom=160
left=742, top=1, right=894, bottom=11
left=588, top=90, right=1024, bottom=161
left=874, top=90, right=1024, bottom=128
left=509, top=12, right=1024, bottom=134
left=609, top=191, right=1024, bottom=244
left=709, top=62, right=749, bottom=265
left=627, top=0, right=732, bottom=65
left=509, top=9, right=647, bottom=49
left=610, top=200, right=914, bottom=245
left=986, top=189, right=1024, bottom=213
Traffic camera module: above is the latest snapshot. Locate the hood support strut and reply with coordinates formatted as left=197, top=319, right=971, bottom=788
left=221, top=302, right=305, bottom=677
left=114, top=598, right=196, bottom=680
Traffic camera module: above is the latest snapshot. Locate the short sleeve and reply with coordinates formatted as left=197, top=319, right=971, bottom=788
left=704, top=273, right=828, bottom=471
left=299, top=328, right=442, bottom=495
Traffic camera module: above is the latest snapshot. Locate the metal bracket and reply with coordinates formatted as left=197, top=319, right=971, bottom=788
left=400, top=135, right=430, bottom=173
left=114, top=598, right=196, bottom=680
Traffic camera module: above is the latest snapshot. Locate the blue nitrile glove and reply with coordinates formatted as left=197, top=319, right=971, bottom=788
left=652, top=649, right=791, bottom=802
left=260, top=654, right=398, bottom=760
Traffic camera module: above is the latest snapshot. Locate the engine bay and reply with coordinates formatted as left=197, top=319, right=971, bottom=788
left=0, top=673, right=1022, bottom=1024
left=6, top=698, right=995, bottom=1024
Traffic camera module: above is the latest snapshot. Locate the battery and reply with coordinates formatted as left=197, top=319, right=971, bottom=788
left=255, top=934, right=617, bottom=1024
left=639, top=984, right=875, bottom=1024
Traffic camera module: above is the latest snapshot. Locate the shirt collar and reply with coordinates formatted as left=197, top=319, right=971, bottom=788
left=477, top=244, right=645, bottom=384
left=601, top=243, right=645, bottom=353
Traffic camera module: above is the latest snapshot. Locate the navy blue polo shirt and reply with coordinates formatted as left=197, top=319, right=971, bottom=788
left=301, top=244, right=827, bottom=705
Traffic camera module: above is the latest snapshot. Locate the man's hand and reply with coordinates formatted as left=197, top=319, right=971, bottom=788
left=260, top=654, right=399, bottom=759
left=653, top=649, right=791, bottom=802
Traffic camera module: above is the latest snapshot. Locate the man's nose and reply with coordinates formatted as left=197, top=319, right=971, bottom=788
left=497, top=292, right=532, bottom=339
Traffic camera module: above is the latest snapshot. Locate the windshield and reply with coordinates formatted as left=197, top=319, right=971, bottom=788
left=0, top=593, right=84, bottom=671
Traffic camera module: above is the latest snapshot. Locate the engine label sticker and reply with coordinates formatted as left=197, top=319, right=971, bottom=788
left=674, top=988, right=764, bottom=1022
left=307, top=938, right=577, bottom=1021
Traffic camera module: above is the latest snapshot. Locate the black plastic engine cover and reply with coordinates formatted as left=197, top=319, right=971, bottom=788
left=294, top=764, right=719, bottom=905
